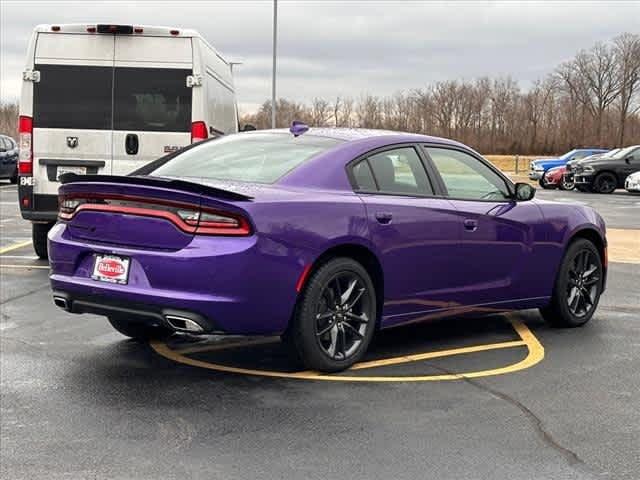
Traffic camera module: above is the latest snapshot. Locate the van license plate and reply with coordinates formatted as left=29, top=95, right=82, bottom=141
left=57, top=166, right=86, bottom=180
left=92, top=255, right=130, bottom=285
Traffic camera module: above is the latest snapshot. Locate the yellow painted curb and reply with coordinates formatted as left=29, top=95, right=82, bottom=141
left=150, top=314, right=544, bottom=382
left=607, top=228, right=640, bottom=264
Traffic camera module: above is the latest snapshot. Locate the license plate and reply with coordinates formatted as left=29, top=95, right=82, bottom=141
left=57, top=166, right=86, bottom=180
left=92, top=254, right=130, bottom=285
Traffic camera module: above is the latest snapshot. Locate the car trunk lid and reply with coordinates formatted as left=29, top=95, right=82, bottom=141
left=58, top=175, right=252, bottom=250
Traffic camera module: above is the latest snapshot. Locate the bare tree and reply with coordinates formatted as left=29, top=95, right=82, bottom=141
left=614, top=33, right=640, bottom=144
left=310, top=97, right=332, bottom=126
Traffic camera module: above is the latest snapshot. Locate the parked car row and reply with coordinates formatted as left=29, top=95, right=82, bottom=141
left=0, top=134, right=18, bottom=183
left=531, top=146, right=640, bottom=194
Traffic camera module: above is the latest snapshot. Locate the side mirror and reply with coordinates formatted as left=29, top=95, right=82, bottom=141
left=242, top=124, right=257, bottom=132
left=515, top=182, right=536, bottom=201
left=625, top=156, right=632, bottom=164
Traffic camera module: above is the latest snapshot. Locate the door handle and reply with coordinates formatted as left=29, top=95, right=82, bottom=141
left=375, top=212, right=393, bottom=224
left=125, top=133, right=139, bottom=155
left=463, top=219, right=478, bottom=232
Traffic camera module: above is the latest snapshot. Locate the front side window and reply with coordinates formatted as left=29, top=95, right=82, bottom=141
left=151, top=133, right=342, bottom=184
left=356, top=147, right=433, bottom=195
left=425, top=147, right=511, bottom=201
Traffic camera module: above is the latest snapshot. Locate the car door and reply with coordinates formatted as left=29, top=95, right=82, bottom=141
left=111, top=36, right=193, bottom=174
left=32, top=34, right=114, bottom=196
left=423, top=146, right=544, bottom=307
left=351, top=145, right=461, bottom=326
left=619, top=148, right=640, bottom=184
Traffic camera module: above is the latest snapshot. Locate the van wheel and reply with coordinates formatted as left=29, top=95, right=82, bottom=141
left=288, top=257, right=377, bottom=372
left=539, top=238, right=603, bottom=328
left=32, top=222, right=54, bottom=259
left=107, top=317, right=172, bottom=341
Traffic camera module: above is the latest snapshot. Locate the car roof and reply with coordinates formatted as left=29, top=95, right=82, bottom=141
left=273, top=128, right=469, bottom=191
left=256, top=127, right=463, bottom=146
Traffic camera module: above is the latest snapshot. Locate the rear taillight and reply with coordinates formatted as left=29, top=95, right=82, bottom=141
left=18, top=116, right=33, bottom=175
left=191, top=121, right=208, bottom=143
left=178, top=210, right=251, bottom=235
left=59, top=194, right=251, bottom=236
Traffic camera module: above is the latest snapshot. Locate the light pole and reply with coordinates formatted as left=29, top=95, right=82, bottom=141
left=271, top=0, right=278, bottom=128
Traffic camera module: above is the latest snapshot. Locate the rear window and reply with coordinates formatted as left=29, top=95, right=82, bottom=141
left=33, top=65, right=191, bottom=131
left=150, top=133, right=343, bottom=184
left=34, top=64, right=112, bottom=130
left=113, top=68, right=192, bottom=132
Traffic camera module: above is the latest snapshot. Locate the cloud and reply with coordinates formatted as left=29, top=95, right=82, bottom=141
left=1, top=0, right=638, bottom=114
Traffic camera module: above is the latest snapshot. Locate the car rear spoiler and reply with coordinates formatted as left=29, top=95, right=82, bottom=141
left=58, top=173, right=253, bottom=201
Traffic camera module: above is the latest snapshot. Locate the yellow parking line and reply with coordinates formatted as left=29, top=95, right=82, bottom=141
left=0, top=264, right=49, bottom=270
left=0, top=240, right=32, bottom=255
left=151, top=315, right=544, bottom=382
left=349, top=340, right=526, bottom=370
left=174, top=337, right=279, bottom=354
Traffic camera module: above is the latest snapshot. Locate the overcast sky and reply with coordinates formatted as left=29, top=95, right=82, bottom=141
left=1, top=0, right=638, bottom=114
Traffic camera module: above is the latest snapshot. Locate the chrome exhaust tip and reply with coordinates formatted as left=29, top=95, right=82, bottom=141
left=165, top=315, right=204, bottom=333
left=53, top=296, right=69, bottom=310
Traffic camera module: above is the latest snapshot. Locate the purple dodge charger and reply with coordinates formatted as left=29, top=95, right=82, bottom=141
left=49, top=127, right=607, bottom=372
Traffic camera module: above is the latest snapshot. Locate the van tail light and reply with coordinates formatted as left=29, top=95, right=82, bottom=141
left=191, top=121, right=208, bottom=143
left=59, top=194, right=251, bottom=236
left=18, top=116, right=33, bottom=175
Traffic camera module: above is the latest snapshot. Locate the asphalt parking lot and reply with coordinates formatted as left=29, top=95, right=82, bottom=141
left=1, top=181, right=639, bottom=479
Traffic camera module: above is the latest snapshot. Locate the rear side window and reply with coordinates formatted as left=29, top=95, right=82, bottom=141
left=352, top=161, right=377, bottom=190
left=151, top=133, right=342, bottom=184
left=34, top=64, right=112, bottom=130
left=355, top=147, right=433, bottom=195
left=113, top=68, right=192, bottom=132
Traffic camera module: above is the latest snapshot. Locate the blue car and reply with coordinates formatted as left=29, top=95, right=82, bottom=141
left=529, top=148, right=609, bottom=185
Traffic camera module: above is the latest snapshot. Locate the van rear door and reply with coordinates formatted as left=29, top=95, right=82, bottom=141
left=111, top=36, right=193, bottom=175
left=33, top=33, right=114, bottom=196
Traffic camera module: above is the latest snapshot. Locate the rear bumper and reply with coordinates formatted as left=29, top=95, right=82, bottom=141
left=51, top=290, right=214, bottom=332
left=0, top=161, right=17, bottom=177
left=47, top=222, right=303, bottom=335
left=19, top=193, right=59, bottom=222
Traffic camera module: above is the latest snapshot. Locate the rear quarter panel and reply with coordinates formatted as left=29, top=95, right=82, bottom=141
left=233, top=189, right=372, bottom=332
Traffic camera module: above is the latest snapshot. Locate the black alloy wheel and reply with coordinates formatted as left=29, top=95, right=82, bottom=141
left=287, top=257, right=376, bottom=372
left=593, top=172, right=617, bottom=194
left=540, top=238, right=603, bottom=327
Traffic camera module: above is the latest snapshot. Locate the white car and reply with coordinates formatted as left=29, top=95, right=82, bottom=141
left=18, top=24, right=240, bottom=258
left=625, top=171, right=640, bottom=193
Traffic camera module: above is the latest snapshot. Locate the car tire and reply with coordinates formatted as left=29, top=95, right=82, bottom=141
left=107, top=316, right=173, bottom=341
left=593, top=172, right=617, bottom=194
left=288, top=257, right=377, bottom=372
left=10, top=170, right=18, bottom=184
left=32, top=222, right=54, bottom=260
left=539, top=177, right=554, bottom=189
left=559, top=177, right=574, bottom=191
left=539, top=238, right=603, bottom=328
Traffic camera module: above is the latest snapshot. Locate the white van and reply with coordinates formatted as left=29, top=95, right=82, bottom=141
left=18, top=24, right=239, bottom=258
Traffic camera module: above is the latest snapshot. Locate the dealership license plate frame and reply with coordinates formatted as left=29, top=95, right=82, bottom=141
left=91, top=254, right=131, bottom=285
